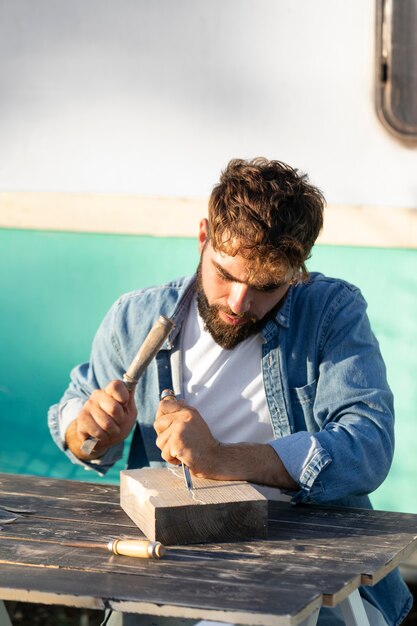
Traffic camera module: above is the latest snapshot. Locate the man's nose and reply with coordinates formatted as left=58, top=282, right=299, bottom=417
left=227, top=283, right=251, bottom=315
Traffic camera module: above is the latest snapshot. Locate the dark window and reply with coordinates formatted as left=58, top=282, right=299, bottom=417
left=376, top=0, right=417, bottom=142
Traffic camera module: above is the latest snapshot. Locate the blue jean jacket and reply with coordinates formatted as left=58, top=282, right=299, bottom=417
left=48, top=273, right=412, bottom=625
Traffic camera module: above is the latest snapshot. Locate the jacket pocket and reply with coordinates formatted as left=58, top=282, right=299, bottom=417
left=289, top=380, right=317, bottom=431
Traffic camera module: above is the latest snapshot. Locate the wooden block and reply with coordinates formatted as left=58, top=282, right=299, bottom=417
left=120, top=467, right=268, bottom=545
left=250, top=483, right=292, bottom=502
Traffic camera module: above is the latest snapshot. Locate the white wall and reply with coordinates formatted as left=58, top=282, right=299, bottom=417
left=0, top=0, right=416, bottom=208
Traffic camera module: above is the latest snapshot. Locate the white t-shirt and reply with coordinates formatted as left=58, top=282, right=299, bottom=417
left=180, top=296, right=274, bottom=444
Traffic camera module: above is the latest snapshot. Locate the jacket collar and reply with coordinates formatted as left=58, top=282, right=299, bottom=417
left=260, top=284, right=293, bottom=342
left=166, top=275, right=196, bottom=347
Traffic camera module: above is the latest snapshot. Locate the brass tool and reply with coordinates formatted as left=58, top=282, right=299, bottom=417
left=160, top=389, right=194, bottom=496
left=64, top=538, right=165, bottom=558
left=81, top=315, right=175, bottom=455
left=0, top=534, right=165, bottom=559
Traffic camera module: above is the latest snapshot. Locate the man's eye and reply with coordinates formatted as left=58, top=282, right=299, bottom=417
left=256, top=283, right=282, bottom=293
left=217, top=271, right=232, bottom=282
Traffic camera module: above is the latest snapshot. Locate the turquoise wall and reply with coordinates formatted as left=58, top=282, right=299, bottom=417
left=0, top=228, right=416, bottom=513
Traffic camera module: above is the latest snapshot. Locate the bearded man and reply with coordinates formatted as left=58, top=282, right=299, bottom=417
left=49, top=158, right=412, bottom=626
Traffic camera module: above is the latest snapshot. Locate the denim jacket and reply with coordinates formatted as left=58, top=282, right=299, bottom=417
left=48, top=272, right=412, bottom=625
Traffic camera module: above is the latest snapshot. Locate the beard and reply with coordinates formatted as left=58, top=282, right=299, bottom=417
left=195, top=260, right=265, bottom=350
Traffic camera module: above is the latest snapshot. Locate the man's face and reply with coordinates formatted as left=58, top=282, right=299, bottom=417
left=195, top=220, right=291, bottom=349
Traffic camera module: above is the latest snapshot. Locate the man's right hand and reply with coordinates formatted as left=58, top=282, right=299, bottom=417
left=65, top=380, right=138, bottom=460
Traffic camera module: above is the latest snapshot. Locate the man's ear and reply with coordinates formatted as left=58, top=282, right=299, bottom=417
left=198, top=218, right=209, bottom=254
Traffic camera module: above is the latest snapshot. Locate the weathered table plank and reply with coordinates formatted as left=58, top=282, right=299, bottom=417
left=0, top=534, right=361, bottom=602
left=0, top=561, right=322, bottom=626
left=0, top=492, right=131, bottom=526
left=269, top=500, right=417, bottom=533
left=0, top=472, right=119, bottom=503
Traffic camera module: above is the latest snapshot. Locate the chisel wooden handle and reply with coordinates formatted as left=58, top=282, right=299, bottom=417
left=80, top=315, right=174, bottom=455
left=109, top=539, right=165, bottom=559
left=63, top=538, right=165, bottom=559
left=122, top=315, right=174, bottom=389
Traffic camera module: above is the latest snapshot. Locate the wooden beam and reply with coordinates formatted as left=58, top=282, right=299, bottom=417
left=120, top=468, right=268, bottom=545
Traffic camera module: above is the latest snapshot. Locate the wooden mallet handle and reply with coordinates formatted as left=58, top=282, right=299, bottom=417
left=122, top=315, right=174, bottom=389
left=80, top=315, right=174, bottom=455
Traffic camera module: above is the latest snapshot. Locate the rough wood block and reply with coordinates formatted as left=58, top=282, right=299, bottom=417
left=120, top=467, right=268, bottom=545
left=250, top=483, right=292, bottom=502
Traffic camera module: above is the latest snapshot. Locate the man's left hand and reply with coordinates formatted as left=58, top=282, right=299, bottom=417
left=154, top=395, right=220, bottom=476
left=154, top=394, right=298, bottom=489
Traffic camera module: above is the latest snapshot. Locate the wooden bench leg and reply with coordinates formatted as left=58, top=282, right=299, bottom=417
left=195, top=609, right=322, bottom=626
left=0, top=601, right=13, bottom=626
left=195, top=622, right=232, bottom=626
left=339, top=590, right=371, bottom=626
left=299, top=607, right=320, bottom=626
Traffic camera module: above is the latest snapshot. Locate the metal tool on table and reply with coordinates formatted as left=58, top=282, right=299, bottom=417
left=64, top=538, right=165, bottom=559
left=80, top=315, right=175, bottom=455
left=2, top=534, right=166, bottom=559
left=160, top=389, right=194, bottom=496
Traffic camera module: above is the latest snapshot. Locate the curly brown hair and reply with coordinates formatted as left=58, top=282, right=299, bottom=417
left=208, top=157, right=325, bottom=280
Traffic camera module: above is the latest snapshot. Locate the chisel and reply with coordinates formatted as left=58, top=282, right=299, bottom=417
left=0, top=534, right=165, bottom=559
left=160, top=389, right=194, bottom=496
left=80, top=315, right=175, bottom=455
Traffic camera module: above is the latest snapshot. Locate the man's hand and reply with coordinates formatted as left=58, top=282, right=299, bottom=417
left=154, top=395, right=298, bottom=490
left=66, top=380, right=138, bottom=460
left=154, top=395, right=220, bottom=475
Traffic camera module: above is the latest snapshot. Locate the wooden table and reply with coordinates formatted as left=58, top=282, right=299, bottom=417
left=0, top=473, right=416, bottom=626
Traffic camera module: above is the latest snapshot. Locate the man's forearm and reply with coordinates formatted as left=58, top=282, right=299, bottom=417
left=206, top=442, right=298, bottom=489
